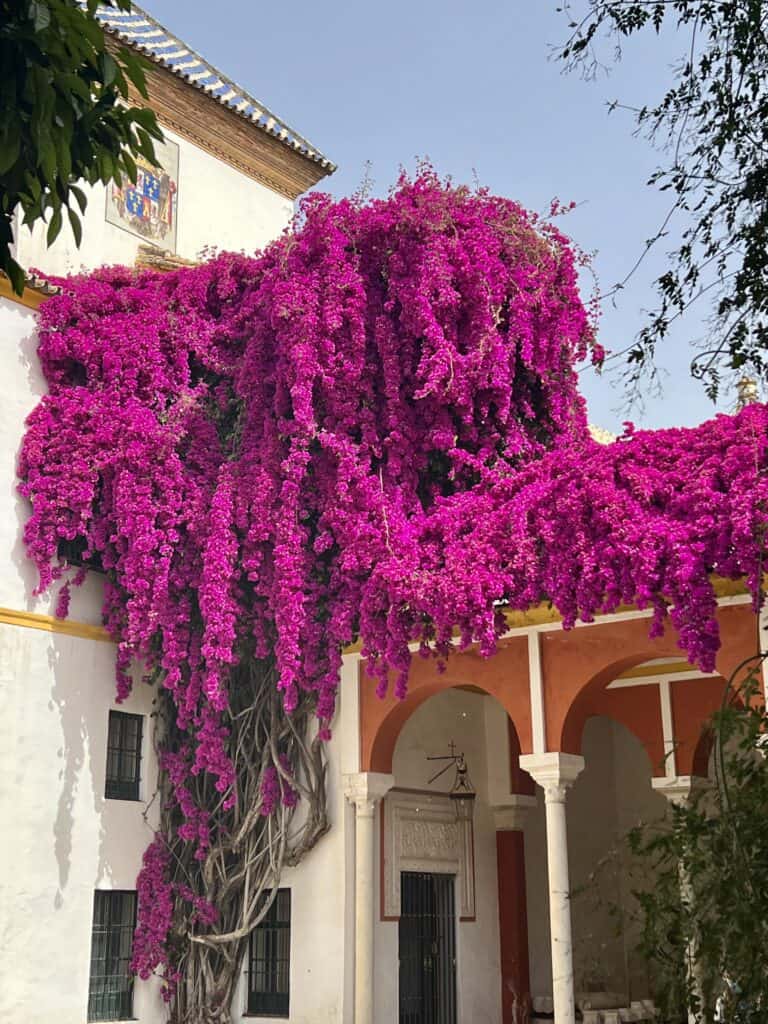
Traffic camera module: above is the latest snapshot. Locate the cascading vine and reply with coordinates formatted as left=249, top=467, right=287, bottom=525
left=17, top=170, right=768, bottom=1021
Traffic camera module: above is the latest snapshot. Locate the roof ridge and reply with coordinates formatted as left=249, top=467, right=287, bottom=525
left=96, top=2, right=335, bottom=171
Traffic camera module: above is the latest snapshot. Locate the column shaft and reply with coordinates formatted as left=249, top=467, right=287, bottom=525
left=344, top=771, right=394, bottom=1024
left=544, top=790, right=576, bottom=1024
left=519, top=752, right=584, bottom=1024
left=355, top=802, right=376, bottom=1024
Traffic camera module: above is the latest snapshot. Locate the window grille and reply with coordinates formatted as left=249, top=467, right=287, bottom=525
left=247, top=889, right=291, bottom=1017
left=105, top=710, right=143, bottom=801
left=87, top=890, right=137, bottom=1022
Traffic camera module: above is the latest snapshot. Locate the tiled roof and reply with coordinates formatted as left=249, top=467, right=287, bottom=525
left=95, top=3, right=335, bottom=172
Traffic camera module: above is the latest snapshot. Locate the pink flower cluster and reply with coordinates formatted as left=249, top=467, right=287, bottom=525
left=18, top=170, right=768, bottom=976
left=260, top=755, right=299, bottom=816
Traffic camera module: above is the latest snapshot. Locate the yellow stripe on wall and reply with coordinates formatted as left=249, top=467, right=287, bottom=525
left=0, top=607, right=112, bottom=643
left=0, top=577, right=749, bottom=651
left=0, top=277, right=48, bottom=310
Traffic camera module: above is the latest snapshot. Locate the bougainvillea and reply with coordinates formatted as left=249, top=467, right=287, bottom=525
left=17, top=170, right=768, bottom=1018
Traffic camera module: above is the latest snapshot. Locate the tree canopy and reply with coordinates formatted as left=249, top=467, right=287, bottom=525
left=0, top=0, right=162, bottom=293
left=559, top=1, right=768, bottom=398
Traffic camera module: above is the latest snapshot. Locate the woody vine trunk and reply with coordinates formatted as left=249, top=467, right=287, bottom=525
left=153, top=656, right=328, bottom=1024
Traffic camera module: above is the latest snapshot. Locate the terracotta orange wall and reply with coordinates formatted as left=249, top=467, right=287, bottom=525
left=541, top=617, right=683, bottom=755
left=581, top=685, right=666, bottom=776
left=508, top=718, right=535, bottom=796
left=360, top=638, right=532, bottom=773
left=360, top=602, right=758, bottom=773
left=544, top=604, right=757, bottom=755
left=496, top=830, right=530, bottom=1021
left=713, top=603, right=760, bottom=684
left=670, top=675, right=728, bottom=775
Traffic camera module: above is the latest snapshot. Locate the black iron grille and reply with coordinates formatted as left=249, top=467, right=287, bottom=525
left=87, top=890, right=137, bottom=1022
left=105, top=710, right=143, bottom=800
left=248, top=888, right=291, bottom=1017
left=399, top=872, right=457, bottom=1024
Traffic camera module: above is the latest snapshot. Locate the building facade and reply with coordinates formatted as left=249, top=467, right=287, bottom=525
left=1, top=7, right=763, bottom=1024
left=0, top=5, right=334, bottom=1023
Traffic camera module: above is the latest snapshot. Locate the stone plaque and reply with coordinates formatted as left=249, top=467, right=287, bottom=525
left=381, top=789, right=475, bottom=920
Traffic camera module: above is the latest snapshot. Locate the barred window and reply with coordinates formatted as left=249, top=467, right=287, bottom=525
left=247, top=889, right=291, bottom=1017
left=88, top=890, right=137, bottom=1022
left=105, top=711, right=143, bottom=801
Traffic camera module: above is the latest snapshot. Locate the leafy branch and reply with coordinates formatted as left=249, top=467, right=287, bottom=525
left=558, top=1, right=768, bottom=400
left=0, top=0, right=164, bottom=293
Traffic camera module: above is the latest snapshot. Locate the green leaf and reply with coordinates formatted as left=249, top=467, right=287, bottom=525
left=0, top=131, right=21, bottom=175
left=39, top=137, right=57, bottom=187
left=67, top=206, right=83, bottom=248
left=121, top=151, right=138, bottom=185
left=70, top=185, right=87, bottom=215
left=3, top=253, right=26, bottom=296
left=99, top=52, right=118, bottom=88
left=119, top=49, right=151, bottom=100
left=46, top=205, right=62, bottom=247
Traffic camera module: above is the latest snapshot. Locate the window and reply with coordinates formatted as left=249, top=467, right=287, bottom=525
left=88, top=891, right=137, bottom=1022
left=247, top=889, right=291, bottom=1017
left=105, top=711, right=143, bottom=800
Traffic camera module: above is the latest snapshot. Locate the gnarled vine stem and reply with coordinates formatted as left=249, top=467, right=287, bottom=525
left=154, top=656, right=328, bottom=1024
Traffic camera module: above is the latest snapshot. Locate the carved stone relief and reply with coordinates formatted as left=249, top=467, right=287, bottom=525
left=381, top=789, right=475, bottom=919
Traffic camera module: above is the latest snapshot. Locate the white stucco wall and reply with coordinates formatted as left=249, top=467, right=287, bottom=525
left=229, top=715, right=350, bottom=1024
left=0, top=625, right=163, bottom=1024
left=0, top=296, right=107, bottom=624
left=0, top=294, right=161, bottom=1022
left=0, top=123, right=311, bottom=1022
left=14, top=124, right=293, bottom=278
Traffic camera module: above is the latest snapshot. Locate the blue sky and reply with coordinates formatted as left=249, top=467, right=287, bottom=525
left=143, top=0, right=733, bottom=433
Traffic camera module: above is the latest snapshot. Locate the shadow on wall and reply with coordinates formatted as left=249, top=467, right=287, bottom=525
left=49, top=634, right=110, bottom=906
left=9, top=322, right=46, bottom=610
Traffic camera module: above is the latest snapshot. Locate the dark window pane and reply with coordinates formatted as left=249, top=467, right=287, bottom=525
left=56, top=536, right=105, bottom=573
left=105, top=711, right=143, bottom=801
left=88, top=891, right=136, bottom=1022
left=248, top=889, right=291, bottom=1017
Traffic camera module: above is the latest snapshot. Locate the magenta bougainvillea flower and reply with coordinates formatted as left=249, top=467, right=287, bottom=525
left=17, top=170, right=768, bottom=981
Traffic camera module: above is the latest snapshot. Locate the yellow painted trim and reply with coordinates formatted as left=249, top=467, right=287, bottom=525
left=712, top=576, right=750, bottom=598
left=0, top=577, right=750, bottom=653
left=0, top=607, right=112, bottom=643
left=616, top=660, right=691, bottom=680
left=0, top=276, right=47, bottom=310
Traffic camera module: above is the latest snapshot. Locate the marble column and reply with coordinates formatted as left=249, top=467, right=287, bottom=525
left=344, top=771, right=395, bottom=1024
left=519, top=752, right=584, bottom=1024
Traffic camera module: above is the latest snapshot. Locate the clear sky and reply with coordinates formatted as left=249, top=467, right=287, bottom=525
left=143, top=0, right=734, bottom=433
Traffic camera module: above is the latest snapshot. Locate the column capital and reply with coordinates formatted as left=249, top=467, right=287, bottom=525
left=652, top=774, right=708, bottom=806
left=519, top=752, right=584, bottom=801
left=492, top=794, right=538, bottom=831
left=343, top=771, right=395, bottom=814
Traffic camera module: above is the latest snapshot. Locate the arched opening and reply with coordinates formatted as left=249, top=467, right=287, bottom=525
left=566, top=716, right=669, bottom=1005
left=360, top=639, right=533, bottom=774
left=370, top=683, right=535, bottom=1024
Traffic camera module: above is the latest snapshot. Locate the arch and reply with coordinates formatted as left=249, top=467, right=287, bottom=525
left=360, top=636, right=532, bottom=774
left=508, top=717, right=535, bottom=796
left=573, top=685, right=667, bottom=776
left=691, top=727, right=715, bottom=778
left=544, top=602, right=758, bottom=757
